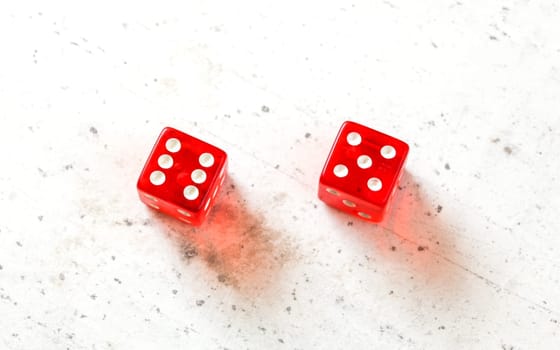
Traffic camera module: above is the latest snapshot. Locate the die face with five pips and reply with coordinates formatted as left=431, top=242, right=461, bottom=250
left=318, top=121, right=409, bottom=222
left=137, top=127, right=227, bottom=226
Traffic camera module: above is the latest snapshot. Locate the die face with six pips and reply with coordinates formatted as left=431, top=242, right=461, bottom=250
left=318, top=121, right=409, bottom=222
left=137, top=127, right=227, bottom=226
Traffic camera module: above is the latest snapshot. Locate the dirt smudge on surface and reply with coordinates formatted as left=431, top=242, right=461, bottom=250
left=159, top=177, right=298, bottom=295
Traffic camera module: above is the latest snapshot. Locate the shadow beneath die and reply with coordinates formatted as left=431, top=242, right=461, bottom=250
left=381, top=171, right=461, bottom=284
left=149, top=176, right=294, bottom=296
left=338, top=170, right=462, bottom=289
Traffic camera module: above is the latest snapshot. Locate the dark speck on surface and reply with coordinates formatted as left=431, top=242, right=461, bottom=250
left=444, top=163, right=450, bottom=170
left=38, top=168, right=47, bottom=177
left=261, top=105, right=270, bottom=113
left=274, top=164, right=280, bottom=169
left=437, top=205, right=443, bottom=213
left=16, top=241, right=22, bottom=247
left=347, top=221, right=353, bottom=226
left=196, top=300, right=205, bottom=306
left=114, top=278, right=122, bottom=284
left=417, top=246, right=426, bottom=252
left=38, top=215, right=43, bottom=221
left=504, top=146, right=513, bottom=155
left=217, top=274, right=227, bottom=283
left=278, top=339, right=284, bottom=344
left=0, top=264, right=3, bottom=270
left=123, top=218, right=133, bottom=226
left=491, top=137, right=501, bottom=143
left=305, top=132, right=311, bottom=138
left=89, top=126, right=98, bottom=135
left=391, top=246, right=396, bottom=251
left=172, top=289, right=178, bottom=295
left=59, top=273, right=65, bottom=281
left=206, top=251, right=218, bottom=266
left=183, top=244, right=198, bottom=260
left=64, top=164, right=73, bottom=170
left=489, top=35, right=498, bottom=40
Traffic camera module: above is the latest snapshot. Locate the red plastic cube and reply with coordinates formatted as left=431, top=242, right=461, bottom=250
left=137, top=127, right=227, bottom=226
left=318, top=121, right=409, bottom=222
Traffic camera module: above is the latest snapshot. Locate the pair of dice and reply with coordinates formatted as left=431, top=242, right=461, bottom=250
left=137, top=121, right=409, bottom=225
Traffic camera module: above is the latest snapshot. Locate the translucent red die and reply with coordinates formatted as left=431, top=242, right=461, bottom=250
left=137, top=127, right=227, bottom=226
left=318, top=121, right=409, bottom=222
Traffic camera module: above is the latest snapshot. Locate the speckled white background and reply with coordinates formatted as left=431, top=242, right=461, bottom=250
left=1, top=1, right=560, bottom=349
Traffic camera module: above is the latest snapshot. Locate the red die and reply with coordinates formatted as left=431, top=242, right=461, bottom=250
left=137, top=127, right=227, bottom=226
left=318, top=121, right=409, bottom=222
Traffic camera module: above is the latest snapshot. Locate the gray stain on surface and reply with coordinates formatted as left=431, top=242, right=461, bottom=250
left=159, top=177, right=298, bottom=294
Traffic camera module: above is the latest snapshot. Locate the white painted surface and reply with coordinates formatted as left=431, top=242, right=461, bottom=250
left=1, top=1, right=559, bottom=349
